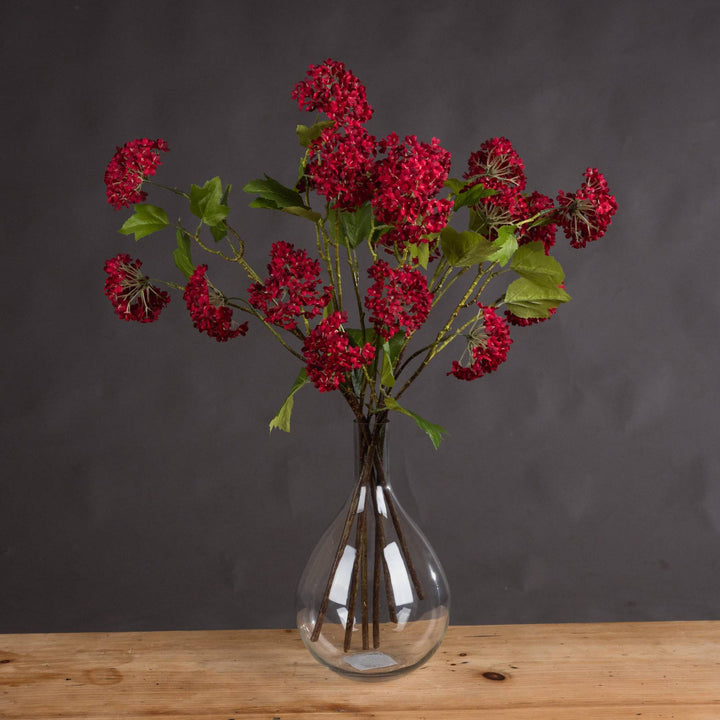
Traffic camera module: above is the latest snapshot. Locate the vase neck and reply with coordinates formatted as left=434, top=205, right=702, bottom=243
left=354, top=420, right=389, bottom=489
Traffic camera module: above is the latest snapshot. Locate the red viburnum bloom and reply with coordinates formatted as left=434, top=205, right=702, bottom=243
left=519, top=191, right=557, bottom=254
left=292, top=58, right=373, bottom=125
left=104, top=138, right=169, bottom=210
left=364, top=261, right=433, bottom=340
left=104, top=254, right=170, bottom=323
left=464, top=136, right=526, bottom=193
left=556, top=168, right=617, bottom=248
left=184, top=265, right=248, bottom=342
left=304, top=124, right=377, bottom=210
left=248, top=241, right=332, bottom=330
left=302, top=312, right=375, bottom=392
left=372, top=133, right=453, bottom=252
left=448, top=304, right=512, bottom=381
left=504, top=307, right=557, bottom=327
left=470, top=186, right=528, bottom=241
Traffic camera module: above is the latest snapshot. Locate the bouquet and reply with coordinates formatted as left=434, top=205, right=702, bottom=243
left=102, top=59, right=617, bottom=673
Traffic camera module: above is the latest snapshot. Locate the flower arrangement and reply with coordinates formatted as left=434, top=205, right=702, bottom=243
left=102, top=59, right=617, bottom=671
left=103, top=59, right=616, bottom=445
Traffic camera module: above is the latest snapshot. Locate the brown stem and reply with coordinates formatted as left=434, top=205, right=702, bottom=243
left=373, top=452, right=425, bottom=601
left=310, top=452, right=374, bottom=642
left=343, top=509, right=362, bottom=652
left=358, top=495, right=369, bottom=650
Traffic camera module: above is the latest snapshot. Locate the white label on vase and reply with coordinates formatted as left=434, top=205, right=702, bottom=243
left=343, top=652, right=398, bottom=671
left=329, top=545, right=356, bottom=605
left=384, top=541, right=413, bottom=606
left=375, top=486, right=388, bottom=517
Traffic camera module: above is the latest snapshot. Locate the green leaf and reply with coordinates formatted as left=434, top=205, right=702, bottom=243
left=282, top=206, right=322, bottom=222
left=189, top=177, right=230, bottom=227
left=341, top=204, right=373, bottom=249
left=491, top=225, right=519, bottom=267
left=407, top=242, right=430, bottom=269
left=269, top=368, right=309, bottom=433
left=383, top=397, right=447, bottom=449
left=504, top=277, right=571, bottom=318
left=444, top=177, right=465, bottom=193
left=243, top=175, right=305, bottom=210
left=440, top=226, right=495, bottom=266
left=510, top=241, right=565, bottom=287
left=173, top=228, right=194, bottom=279
left=380, top=341, right=395, bottom=389
left=346, top=327, right=376, bottom=347
left=451, top=184, right=496, bottom=210
left=119, top=204, right=169, bottom=241
left=296, top=120, right=335, bottom=147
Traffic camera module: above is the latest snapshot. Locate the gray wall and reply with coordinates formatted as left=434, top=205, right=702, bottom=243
left=2, top=0, right=720, bottom=632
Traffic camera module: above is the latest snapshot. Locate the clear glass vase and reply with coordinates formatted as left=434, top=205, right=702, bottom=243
left=296, top=420, right=450, bottom=680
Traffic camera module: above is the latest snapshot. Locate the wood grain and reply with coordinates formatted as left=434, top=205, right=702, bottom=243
left=2, top=622, right=719, bottom=719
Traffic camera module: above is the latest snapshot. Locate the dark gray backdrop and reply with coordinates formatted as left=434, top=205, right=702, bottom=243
left=2, top=0, right=719, bottom=633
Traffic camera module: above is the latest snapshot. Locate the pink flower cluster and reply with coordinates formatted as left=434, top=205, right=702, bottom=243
left=184, top=265, right=248, bottom=342
left=556, top=168, right=618, bottom=248
left=449, top=304, right=512, bottom=381
left=372, top=134, right=453, bottom=251
left=104, top=138, right=169, bottom=210
left=302, top=312, right=375, bottom=392
left=364, top=261, right=433, bottom=340
left=103, top=254, right=170, bottom=323
left=292, top=59, right=373, bottom=125
left=249, top=241, right=332, bottom=330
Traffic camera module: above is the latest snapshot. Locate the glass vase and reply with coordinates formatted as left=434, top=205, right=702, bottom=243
left=296, top=420, right=450, bottom=680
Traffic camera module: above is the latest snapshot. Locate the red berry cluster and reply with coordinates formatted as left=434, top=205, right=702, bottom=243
left=364, top=261, right=433, bottom=340
left=103, top=254, right=170, bottom=323
left=556, top=168, right=618, bottom=248
left=292, top=58, right=373, bottom=125
left=248, top=241, right=332, bottom=330
left=304, top=125, right=377, bottom=210
left=104, top=138, right=169, bottom=210
left=184, top=265, right=248, bottom=342
left=372, top=134, right=453, bottom=251
left=302, top=312, right=375, bottom=392
left=449, top=304, right=512, bottom=381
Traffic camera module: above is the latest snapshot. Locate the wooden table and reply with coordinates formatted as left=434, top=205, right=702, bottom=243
left=2, top=622, right=719, bottom=719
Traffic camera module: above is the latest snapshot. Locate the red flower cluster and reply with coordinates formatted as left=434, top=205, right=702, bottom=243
left=364, top=261, right=433, bottom=340
left=449, top=304, right=512, bottom=380
left=302, top=312, right=375, bottom=392
left=522, top=191, right=557, bottom=254
left=556, top=168, right=618, bottom=248
left=372, top=134, right=453, bottom=250
left=184, top=265, right=248, bottom=342
left=104, top=254, right=170, bottom=323
left=292, top=59, right=373, bottom=126
left=304, top=125, right=377, bottom=210
left=248, top=241, right=332, bottom=330
left=465, top=136, right=526, bottom=193
left=104, top=138, right=169, bottom=210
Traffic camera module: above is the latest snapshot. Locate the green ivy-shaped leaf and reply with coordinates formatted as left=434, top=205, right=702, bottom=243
left=119, top=204, right=169, bottom=241
left=189, top=177, right=230, bottom=227
left=504, top=277, right=571, bottom=319
left=491, top=226, right=519, bottom=267
left=269, top=368, right=309, bottom=433
left=510, top=241, right=565, bottom=288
